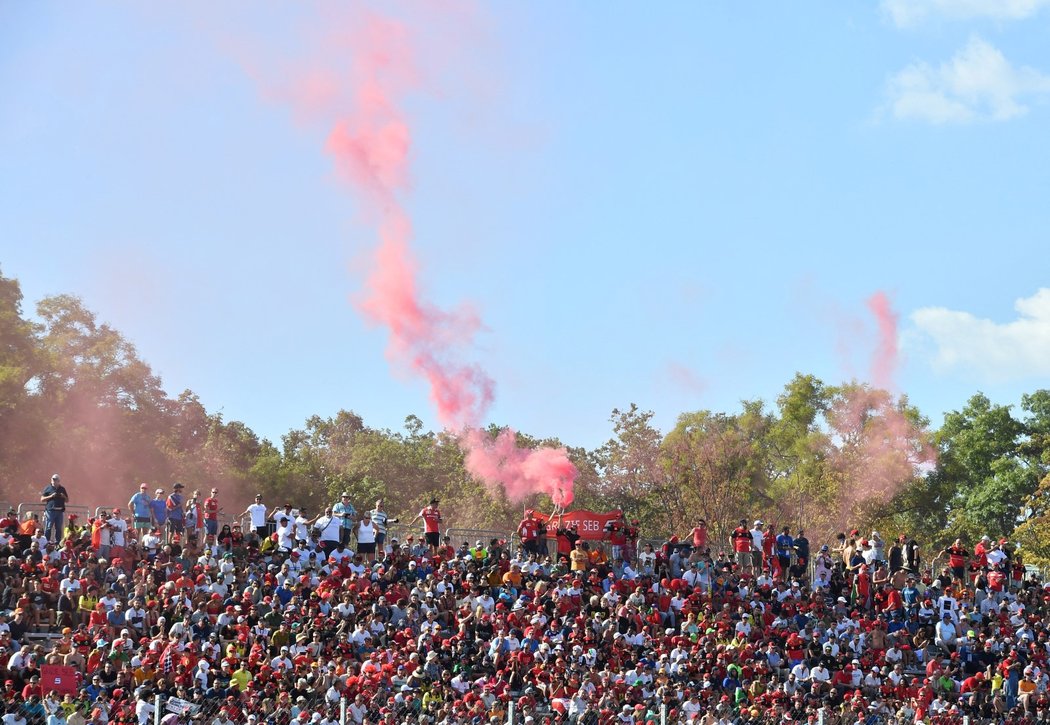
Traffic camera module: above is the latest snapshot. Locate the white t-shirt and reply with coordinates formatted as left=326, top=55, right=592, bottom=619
left=142, top=532, right=161, bottom=554
left=108, top=517, right=127, bottom=547
left=294, top=514, right=310, bottom=542
left=986, top=549, right=1007, bottom=567
left=276, top=522, right=295, bottom=551
left=247, top=503, right=267, bottom=528
left=315, top=516, right=341, bottom=542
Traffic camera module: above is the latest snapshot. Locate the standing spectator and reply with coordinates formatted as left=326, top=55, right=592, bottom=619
left=149, top=488, right=167, bottom=534
left=333, top=493, right=357, bottom=547
left=870, top=530, right=886, bottom=563
left=749, top=519, right=765, bottom=572
left=369, top=499, right=397, bottom=553
left=127, top=484, right=152, bottom=544
left=107, top=510, right=127, bottom=560
left=553, top=517, right=580, bottom=565
left=409, top=499, right=443, bottom=556
left=517, top=511, right=541, bottom=556
left=293, top=507, right=311, bottom=544
left=242, top=495, right=268, bottom=538
left=94, top=511, right=111, bottom=559
left=40, top=474, right=68, bottom=544
left=570, top=541, right=589, bottom=572
left=604, top=515, right=627, bottom=563
left=310, top=507, right=342, bottom=555
left=903, top=537, right=921, bottom=573
left=731, top=519, right=753, bottom=574
left=165, top=483, right=185, bottom=543
left=203, top=488, right=220, bottom=545
left=356, top=513, right=378, bottom=561
left=274, top=516, right=295, bottom=553
left=691, top=519, right=708, bottom=551
left=184, top=490, right=202, bottom=547
left=793, top=529, right=809, bottom=568
left=888, top=535, right=905, bottom=573
left=945, top=539, right=967, bottom=582
left=775, top=526, right=794, bottom=580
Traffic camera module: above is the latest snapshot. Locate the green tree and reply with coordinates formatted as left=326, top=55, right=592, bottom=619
left=659, top=404, right=772, bottom=544
left=935, top=393, right=1037, bottom=539
left=590, top=405, right=666, bottom=529
left=0, top=268, right=39, bottom=415
left=766, top=374, right=834, bottom=531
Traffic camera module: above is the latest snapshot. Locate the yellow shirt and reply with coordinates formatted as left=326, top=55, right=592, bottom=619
left=570, top=549, right=589, bottom=571
left=230, top=668, right=251, bottom=691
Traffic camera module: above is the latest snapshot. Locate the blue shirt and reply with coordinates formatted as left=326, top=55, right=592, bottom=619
left=129, top=492, right=152, bottom=520
left=107, top=609, right=126, bottom=628
left=902, top=585, right=919, bottom=605
left=776, top=534, right=794, bottom=557
left=333, top=501, right=357, bottom=529
left=167, top=493, right=184, bottom=521
left=150, top=498, right=167, bottom=524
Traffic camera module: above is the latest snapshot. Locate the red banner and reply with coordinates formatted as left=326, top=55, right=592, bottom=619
left=41, top=665, right=78, bottom=696
left=537, top=510, right=623, bottom=541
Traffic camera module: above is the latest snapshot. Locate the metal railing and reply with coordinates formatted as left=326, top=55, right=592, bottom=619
left=445, top=527, right=515, bottom=552
left=17, top=502, right=93, bottom=521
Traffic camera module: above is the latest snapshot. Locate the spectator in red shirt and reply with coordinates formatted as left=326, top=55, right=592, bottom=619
left=731, top=519, right=753, bottom=573
left=409, top=499, right=443, bottom=555
left=945, top=539, right=968, bottom=581
left=691, top=520, right=707, bottom=551
left=203, top=487, right=220, bottom=545
left=517, top=511, right=541, bottom=556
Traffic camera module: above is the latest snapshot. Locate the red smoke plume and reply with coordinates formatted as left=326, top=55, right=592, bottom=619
left=463, top=429, right=576, bottom=507
left=288, top=11, right=576, bottom=505
left=826, top=292, right=935, bottom=512
left=866, top=291, right=899, bottom=391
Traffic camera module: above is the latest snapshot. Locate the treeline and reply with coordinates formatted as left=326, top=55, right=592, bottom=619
left=1, top=267, right=1048, bottom=560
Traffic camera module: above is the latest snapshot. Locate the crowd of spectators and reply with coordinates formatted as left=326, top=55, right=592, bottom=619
left=0, top=476, right=1048, bottom=725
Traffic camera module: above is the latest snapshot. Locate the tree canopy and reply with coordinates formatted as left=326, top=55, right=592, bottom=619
left=1, top=266, right=1046, bottom=561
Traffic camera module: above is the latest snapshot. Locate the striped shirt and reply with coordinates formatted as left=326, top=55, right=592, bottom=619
left=371, top=509, right=393, bottom=534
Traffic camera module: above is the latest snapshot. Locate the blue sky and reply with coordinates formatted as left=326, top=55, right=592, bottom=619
left=2, top=1, right=1049, bottom=447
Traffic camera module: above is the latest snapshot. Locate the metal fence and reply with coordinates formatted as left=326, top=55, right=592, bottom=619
left=17, top=501, right=93, bottom=522
left=445, top=527, right=514, bottom=548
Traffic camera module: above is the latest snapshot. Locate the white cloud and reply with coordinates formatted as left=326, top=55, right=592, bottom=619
left=886, top=36, right=1050, bottom=123
left=883, top=0, right=1050, bottom=27
left=911, top=288, right=1050, bottom=381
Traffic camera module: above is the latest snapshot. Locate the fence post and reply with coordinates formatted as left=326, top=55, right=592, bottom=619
left=817, top=707, right=825, bottom=725
left=340, top=696, right=347, bottom=725
left=154, top=694, right=162, bottom=725
left=507, top=699, right=514, bottom=725
left=660, top=703, right=667, bottom=725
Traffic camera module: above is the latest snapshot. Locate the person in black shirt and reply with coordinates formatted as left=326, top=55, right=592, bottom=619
left=557, top=523, right=581, bottom=553
left=40, top=474, right=69, bottom=544
left=793, top=530, right=810, bottom=567
left=888, top=536, right=904, bottom=573
left=7, top=610, right=28, bottom=647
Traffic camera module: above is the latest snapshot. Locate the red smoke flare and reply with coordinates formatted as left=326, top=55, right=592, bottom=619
left=463, top=429, right=576, bottom=507
left=866, top=291, right=899, bottom=391
left=297, top=11, right=576, bottom=505
left=826, top=292, right=935, bottom=514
